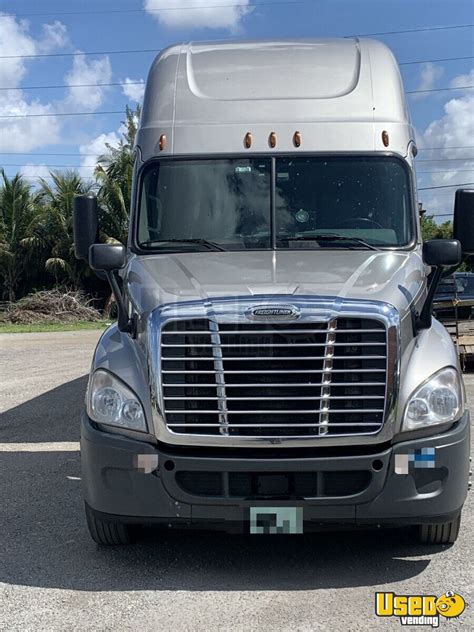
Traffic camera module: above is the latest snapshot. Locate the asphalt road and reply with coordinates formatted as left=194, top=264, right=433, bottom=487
left=0, top=331, right=472, bottom=631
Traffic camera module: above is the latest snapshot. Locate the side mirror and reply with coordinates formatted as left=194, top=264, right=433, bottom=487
left=423, top=239, right=462, bottom=267
left=89, top=243, right=132, bottom=334
left=89, top=243, right=126, bottom=271
left=454, top=189, right=474, bottom=255
left=73, top=195, right=98, bottom=260
left=417, top=239, right=462, bottom=331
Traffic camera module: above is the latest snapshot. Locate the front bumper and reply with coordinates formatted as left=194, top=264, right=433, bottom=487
left=81, top=412, right=470, bottom=530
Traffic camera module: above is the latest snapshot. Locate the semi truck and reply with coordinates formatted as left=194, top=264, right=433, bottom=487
left=73, top=38, right=473, bottom=545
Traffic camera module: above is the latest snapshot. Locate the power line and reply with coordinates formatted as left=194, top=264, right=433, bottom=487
left=1, top=0, right=307, bottom=20
left=418, top=146, right=474, bottom=150
left=1, top=24, right=473, bottom=58
left=399, top=55, right=474, bottom=66
left=1, top=163, right=96, bottom=168
left=407, top=85, right=474, bottom=94
left=0, top=81, right=145, bottom=92
left=0, top=110, right=123, bottom=119
left=2, top=86, right=473, bottom=119
left=0, top=145, right=468, bottom=155
left=418, top=182, right=474, bottom=190
left=417, top=158, right=474, bottom=162
left=346, top=23, right=474, bottom=37
left=417, top=169, right=474, bottom=173
left=2, top=80, right=473, bottom=94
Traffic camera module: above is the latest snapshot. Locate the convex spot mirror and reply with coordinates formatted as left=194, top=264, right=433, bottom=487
left=423, top=239, right=462, bottom=267
left=73, top=195, right=98, bottom=260
left=89, top=244, right=126, bottom=272
left=453, top=189, right=474, bottom=256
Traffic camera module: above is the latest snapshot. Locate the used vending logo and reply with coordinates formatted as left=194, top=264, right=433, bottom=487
left=375, top=591, right=466, bottom=627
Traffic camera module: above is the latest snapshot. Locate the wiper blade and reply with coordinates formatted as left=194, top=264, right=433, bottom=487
left=142, top=238, right=227, bottom=252
left=278, top=234, right=380, bottom=251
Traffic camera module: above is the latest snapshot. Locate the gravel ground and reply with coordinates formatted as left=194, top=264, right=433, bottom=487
left=0, top=331, right=472, bottom=631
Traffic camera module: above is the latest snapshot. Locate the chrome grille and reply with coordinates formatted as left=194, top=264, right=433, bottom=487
left=161, top=317, right=388, bottom=437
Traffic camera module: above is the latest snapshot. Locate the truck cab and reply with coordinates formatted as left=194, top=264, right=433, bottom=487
left=74, top=39, right=473, bottom=545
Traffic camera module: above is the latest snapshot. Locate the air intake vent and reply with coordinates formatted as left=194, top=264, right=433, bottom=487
left=161, top=317, right=387, bottom=438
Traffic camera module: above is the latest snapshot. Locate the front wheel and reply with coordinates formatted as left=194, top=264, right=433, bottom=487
left=417, top=512, right=461, bottom=545
left=85, top=503, right=135, bottom=545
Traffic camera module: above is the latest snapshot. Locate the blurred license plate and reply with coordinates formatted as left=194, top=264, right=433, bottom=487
left=249, top=507, right=303, bottom=534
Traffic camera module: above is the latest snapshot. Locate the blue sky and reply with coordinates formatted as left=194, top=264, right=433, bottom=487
left=0, top=0, right=473, bottom=219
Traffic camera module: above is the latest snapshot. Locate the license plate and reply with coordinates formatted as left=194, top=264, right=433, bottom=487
left=249, top=507, right=303, bottom=534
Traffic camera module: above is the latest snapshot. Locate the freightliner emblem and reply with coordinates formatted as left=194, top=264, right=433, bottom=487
left=246, top=305, right=301, bottom=320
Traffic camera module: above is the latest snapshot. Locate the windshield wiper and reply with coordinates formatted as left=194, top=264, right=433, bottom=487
left=141, top=238, right=227, bottom=252
left=278, top=234, right=380, bottom=251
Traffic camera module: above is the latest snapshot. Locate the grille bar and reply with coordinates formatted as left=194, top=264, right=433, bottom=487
left=164, top=382, right=385, bottom=387
left=162, top=355, right=387, bottom=361
left=163, top=328, right=384, bottom=335
left=165, top=409, right=384, bottom=414
left=163, top=368, right=387, bottom=374
left=162, top=342, right=386, bottom=348
left=167, top=423, right=382, bottom=428
left=161, top=315, right=388, bottom=437
left=164, top=395, right=385, bottom=401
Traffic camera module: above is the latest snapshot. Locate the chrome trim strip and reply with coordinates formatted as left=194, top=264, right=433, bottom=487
left=209, top=320, right=229, bottom=436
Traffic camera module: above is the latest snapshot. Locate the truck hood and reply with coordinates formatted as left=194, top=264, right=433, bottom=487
left=127, top=249, right=425, bottom=317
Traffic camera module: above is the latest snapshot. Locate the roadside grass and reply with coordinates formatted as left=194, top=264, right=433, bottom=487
left=0, top=320, right=111, bottom=334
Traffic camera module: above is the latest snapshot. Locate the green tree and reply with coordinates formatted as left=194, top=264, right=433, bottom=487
left=27, top=170, right=94, bottom=288
left=0, top=171, right=39, bottom=301
left=95, top=104, right=140, bottom=245
left=420, top=215, right=453, bottom=241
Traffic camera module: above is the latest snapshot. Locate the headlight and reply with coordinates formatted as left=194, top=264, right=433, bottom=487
left=403, top=367, right=463, bottom=431
left=88, top=370, right=147, bottom=432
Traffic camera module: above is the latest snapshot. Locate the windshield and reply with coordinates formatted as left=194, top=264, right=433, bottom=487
left=137, top=156, right=414, bottom=251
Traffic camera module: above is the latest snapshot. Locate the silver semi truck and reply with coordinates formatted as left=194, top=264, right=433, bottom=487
left=73, top=39, right=474, bottom=545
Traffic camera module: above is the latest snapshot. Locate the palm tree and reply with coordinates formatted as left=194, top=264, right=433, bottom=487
left=28, top=170, right=94, bottom=288
left=0, top=171, right=39, bottom=301
left=95, top=104, right=140, bottom=245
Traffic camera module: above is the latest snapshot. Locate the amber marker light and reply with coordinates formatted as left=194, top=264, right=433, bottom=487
left=382, top=130, right=389, bottom=147
left=244, top=132, right=253, bottom=148
left=293, top=131, right=302, bottom=147
left=159, top=134, right=167, bottom=151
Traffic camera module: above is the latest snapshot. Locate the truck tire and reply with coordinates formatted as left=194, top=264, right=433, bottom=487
left=417, top=513, right=461, bottom=545
left=85, top=503, right=134, bottom=545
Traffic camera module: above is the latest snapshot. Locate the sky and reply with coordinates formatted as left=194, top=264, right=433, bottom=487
left=0, top=0, right=473, bottom=220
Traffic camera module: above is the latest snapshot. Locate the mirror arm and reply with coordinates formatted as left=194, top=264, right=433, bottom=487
left=105, top=270, right=134, bottom=334
left=416, top=266, right=444, bottom=331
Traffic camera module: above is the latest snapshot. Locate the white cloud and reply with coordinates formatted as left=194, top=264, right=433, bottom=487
left=411, top=62, right=444, bottom=100
left=64, top=53, right=112, bottom=111
left=19, top=163, right=52, bottom=181
left=121, top=78, right=145, bottom=103
left=79, top=131, right=120, bottom=168
left=0, top=94, right=62, bottom=152
left=38, top=21, right=69, bottom=53
left=0, top=14, right=67, bottom=151
left=0, top=15, right=113, bottom=152
left=0, top=15, right=37, bottom=89
left=419, top=73, right=474, bottom=216
left=450, top=69, right=474, bottom=90
left=143, top=0, right=252, bottom=31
